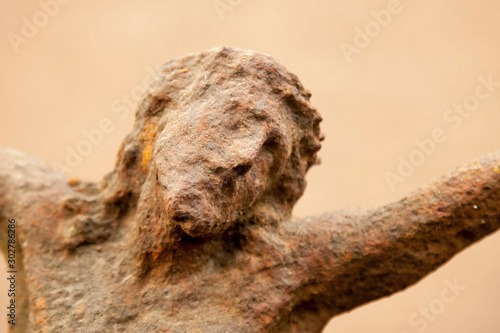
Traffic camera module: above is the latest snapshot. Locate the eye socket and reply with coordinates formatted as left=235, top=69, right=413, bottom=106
left=233, top=164, right=252, bottom=176
left=262, top=136, right=278, bottom=149
left=172, top=213, right=190, bottom=224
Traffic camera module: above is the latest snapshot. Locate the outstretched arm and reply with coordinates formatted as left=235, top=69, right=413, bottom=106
left=278, top=150, right=500, bottom=331
left=0, top=148, right=71, bottom=227
left=0, top=148, right=71, bottom=333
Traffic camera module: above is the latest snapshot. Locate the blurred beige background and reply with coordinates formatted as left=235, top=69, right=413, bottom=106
left=1, top=0, right=500, bottom=332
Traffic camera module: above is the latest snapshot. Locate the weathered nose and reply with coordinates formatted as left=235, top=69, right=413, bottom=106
left=163, top=162, right=254, bottom=237
left=165, top=189, right=218, bottom=237
left=167, top=191, right=200, bottom=219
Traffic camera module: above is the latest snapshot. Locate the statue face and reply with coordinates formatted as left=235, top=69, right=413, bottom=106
left=153, top=94, right=292, bottom=237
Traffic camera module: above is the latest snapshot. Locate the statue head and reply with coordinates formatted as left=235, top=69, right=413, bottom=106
left=103, top=47, right=322, bottom=259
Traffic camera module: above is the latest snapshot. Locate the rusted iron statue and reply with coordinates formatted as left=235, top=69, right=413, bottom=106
left=1, top=47, right=499, bottom=332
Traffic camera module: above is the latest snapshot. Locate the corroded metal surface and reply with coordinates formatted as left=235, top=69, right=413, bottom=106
left=0, top=47, right=499, bottom=332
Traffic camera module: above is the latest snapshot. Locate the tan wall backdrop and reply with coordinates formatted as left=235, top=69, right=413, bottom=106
left=1, top=1, right=499, bottom=332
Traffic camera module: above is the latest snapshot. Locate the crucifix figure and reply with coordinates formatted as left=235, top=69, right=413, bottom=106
left=1, top=47, right=499, bottom=333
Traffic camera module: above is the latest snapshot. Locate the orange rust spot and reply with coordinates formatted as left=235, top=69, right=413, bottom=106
left=180, top=68, right=189, bottom=73
left=33, top=294, right=48, bottom=328
left=150, top=246, right=162, bottom=261
left=36, top=297, right=46, bottom=310
left=139, top=124, right=158, bottom=172
left=141, top=146, right=153, bottom=171
left=344, top=253, right=352, bottom=261
left=67, top=177, right=80, bottom=186
left=309, top=285, right=321, bottom=294
left=260, top=314, right=273, bottom=326
left=74, top=305, right=85, bottom=319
